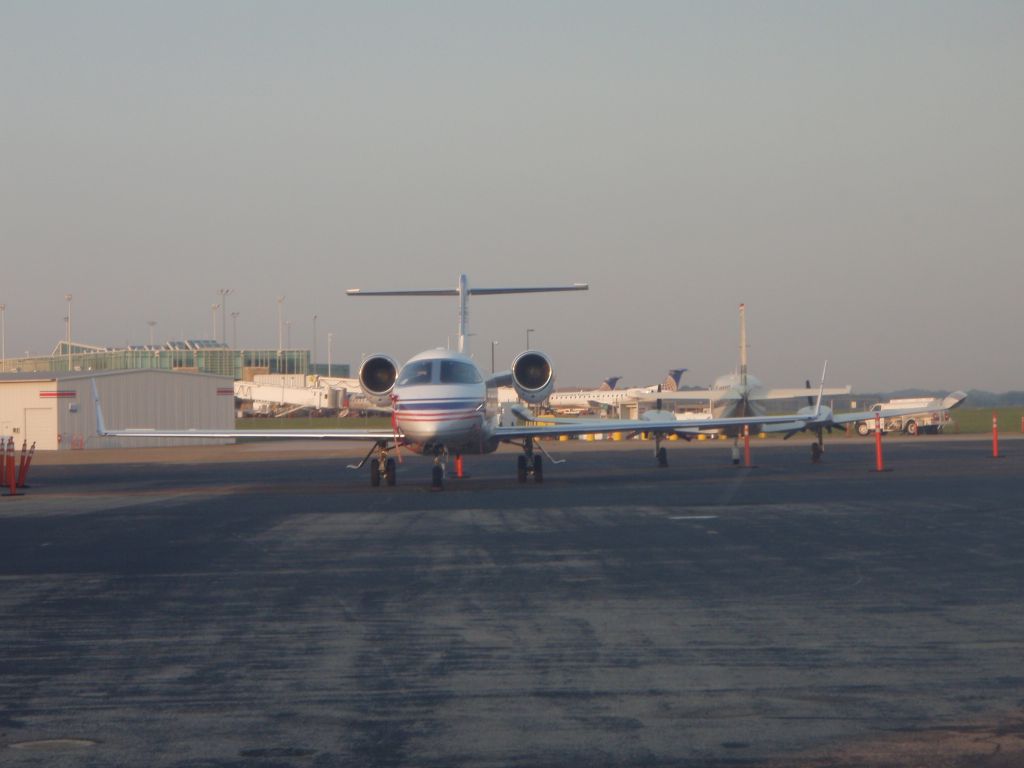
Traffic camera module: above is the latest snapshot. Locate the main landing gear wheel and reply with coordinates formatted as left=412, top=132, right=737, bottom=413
left=431, top=465, right=444, bottom=490
left=811, top=442, right=823, bottom=463
left=385, top=457, right=397, bottom=486
left=517, top=437, right=543, bottom=483
left=370, top=458, right=381, bottom=487
left=657, top=447, right=668, bottom=468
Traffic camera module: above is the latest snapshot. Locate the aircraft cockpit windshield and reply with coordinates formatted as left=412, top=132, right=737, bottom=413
left=397, top=360, right=434, bottom=387
left=440, top=360, right=483, bottom=384
left=396, top=359, right=483, bottom=387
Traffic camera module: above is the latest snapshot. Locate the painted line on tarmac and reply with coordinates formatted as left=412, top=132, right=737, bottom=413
left=669, top=515, right=719, bottom=520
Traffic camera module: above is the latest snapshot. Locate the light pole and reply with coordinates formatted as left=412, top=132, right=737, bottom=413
left=276, top=295, right=286, bottom=375
left=312, top=314, right=318, bottom=371
left=147, top=320, right=157, bottom=346
left=491, top=340, right=499, bottom=374
left=65, top=293, right=72, bottom=369
left=285, top=320, right=292, bottom=373
left=327, top=332, right=333, bottom=377
left=0, top=303, right=5, bottom=371
left=526, top=328, right=535, bottom=349
left=231, top=312, right=239, bottom=348
left=277, top=296, right=285, bottom=353
left=211, top=304, right=220, bottom=340
left=218, top=288, right=232, bottom=345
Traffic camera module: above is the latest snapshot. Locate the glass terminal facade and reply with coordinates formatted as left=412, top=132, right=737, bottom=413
left=1, top=340, right=314, bottom=380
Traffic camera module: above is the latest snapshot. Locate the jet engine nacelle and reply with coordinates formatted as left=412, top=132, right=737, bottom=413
left=511, top=350, right=555, bottom=405
left=358, top=354, right=399, bottom=406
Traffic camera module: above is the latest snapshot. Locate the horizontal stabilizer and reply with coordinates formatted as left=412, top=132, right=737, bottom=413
left=762, top=386, right=852, bottom=400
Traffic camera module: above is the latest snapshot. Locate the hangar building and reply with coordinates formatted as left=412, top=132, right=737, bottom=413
left=0, top=369, right=234, bottom=450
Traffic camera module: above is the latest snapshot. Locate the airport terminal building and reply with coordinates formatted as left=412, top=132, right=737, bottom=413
left=2, top=340, right=311, bottom=379
left=0, top=369, right=234, bottom=450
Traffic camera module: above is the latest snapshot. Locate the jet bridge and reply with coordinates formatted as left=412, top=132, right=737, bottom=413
left=234, top=375, right=345, bottom=416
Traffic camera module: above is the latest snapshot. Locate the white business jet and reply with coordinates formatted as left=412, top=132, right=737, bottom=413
left=93, top=276, right=843, bottom=488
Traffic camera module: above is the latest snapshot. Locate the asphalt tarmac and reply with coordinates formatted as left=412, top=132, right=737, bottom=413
left=2, top=435, right=1023, bottom=767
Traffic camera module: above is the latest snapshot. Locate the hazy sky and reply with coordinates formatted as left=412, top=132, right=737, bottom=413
left=2, top=2, right=1022, bottom=391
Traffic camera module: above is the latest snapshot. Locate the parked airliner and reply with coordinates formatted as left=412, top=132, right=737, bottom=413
left=542, top=369, right=689, bottom=416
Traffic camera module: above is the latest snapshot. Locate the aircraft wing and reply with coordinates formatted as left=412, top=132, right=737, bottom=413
left=494, top=408, right=822, bottom=440
left=633, top=389, right=717, bottom=402
left=96, top=426, right=399, bottom=441
left=826, top=390, right=967, bottom=426
left=635, top=386, right=851, bottom=402
left=92, top=380, right=397, bottom=442
left=760, top=386, right=852, bottom=400
left=760, top=391, right=968, bottom=434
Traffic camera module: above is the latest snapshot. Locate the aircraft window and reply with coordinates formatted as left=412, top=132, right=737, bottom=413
left=397, top=361, right=435, bottom=386
left=440, top=360, right=483, bottom=384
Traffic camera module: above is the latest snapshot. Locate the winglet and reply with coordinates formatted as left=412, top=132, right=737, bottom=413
left=91, top=379, right=109, bottom=436
left=942, top=390, right=968, bottom=410
left=813, top=361, right=828, bottom=419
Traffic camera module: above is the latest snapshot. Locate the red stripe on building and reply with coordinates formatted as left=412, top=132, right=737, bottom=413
left=216, top=388, right=235, bottom=396
left=40, top=391, right=77, bottom=398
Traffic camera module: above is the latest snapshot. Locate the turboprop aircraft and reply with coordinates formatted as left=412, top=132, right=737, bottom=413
left=640, top=304, right=852, bottom=420
left=637, top=303, right=857, bottom=457
left=92, top=275, right=853, bottom=489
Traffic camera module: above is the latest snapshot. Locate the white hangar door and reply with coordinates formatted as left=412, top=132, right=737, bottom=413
left=24, top=407, right=58, bottom=451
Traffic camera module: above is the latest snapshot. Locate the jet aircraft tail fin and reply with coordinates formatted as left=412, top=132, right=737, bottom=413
left=91, top=379, right=109, bottom=436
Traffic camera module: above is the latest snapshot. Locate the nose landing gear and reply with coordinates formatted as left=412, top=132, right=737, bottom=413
left=431, top=447, right=448, bottom=491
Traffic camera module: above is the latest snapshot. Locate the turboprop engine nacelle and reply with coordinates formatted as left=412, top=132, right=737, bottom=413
left=358, top=354, right=399, bottom=406
left=511, top=350, right=555, bottom=405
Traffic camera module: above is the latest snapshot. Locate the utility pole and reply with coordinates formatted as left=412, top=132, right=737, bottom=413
left=231, top=312, right=239, bottom=348
left=327, top=332, right=333, bottom=377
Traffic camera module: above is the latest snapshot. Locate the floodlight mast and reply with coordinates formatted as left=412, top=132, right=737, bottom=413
left=346, top=273, right=588, bottom=354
